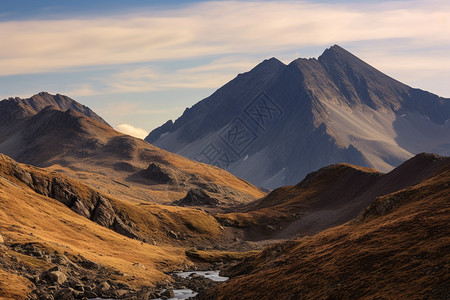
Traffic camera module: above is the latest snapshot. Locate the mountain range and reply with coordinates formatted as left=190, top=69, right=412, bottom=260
left=1, top=46, right=449, bottom=299
left=146, top=45, right=450, bottom=189
left=0, top=92, right=264, bottom=207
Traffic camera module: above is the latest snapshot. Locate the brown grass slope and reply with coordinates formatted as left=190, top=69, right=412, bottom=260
left=0, top=162, right=189, bottom=299
left=217, top=153, right=449, bottom=241
left=0, top=93, right=265, bottom=206
left=199, top=155, right=450, bottom=299
left=0, top=153, right=238, bottom=249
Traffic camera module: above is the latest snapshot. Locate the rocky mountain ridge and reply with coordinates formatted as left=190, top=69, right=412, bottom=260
left=147, top=45, right=450, bottom=188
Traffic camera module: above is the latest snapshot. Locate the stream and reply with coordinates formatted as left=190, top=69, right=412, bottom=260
left=91, top=270, right=228, bottom=300
left=152, top=271, right=229, bottom=300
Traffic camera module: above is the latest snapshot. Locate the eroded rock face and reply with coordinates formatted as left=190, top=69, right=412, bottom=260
left=143, top=163, right=173, bottom=184
left=0, top=155, right=140, bottom=242
left=173, top=189, right=221, bottom=207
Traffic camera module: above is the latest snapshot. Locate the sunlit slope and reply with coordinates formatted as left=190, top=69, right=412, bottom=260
left=0, top=167, right=187, bottom=295
left=0, top=94, right=265, bottom=206
left=199, top=156, right=450, bottom=299
left=217, top=153, right=449, bottom=241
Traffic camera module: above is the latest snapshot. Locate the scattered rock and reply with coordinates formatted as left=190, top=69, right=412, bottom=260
left=173, top=189, right=221, bottom=207
left=169, top=230, right=179, bottom=239
left=161, top=289, right=175, bottom=298
left=113, top=289, right=129, bottom=297
left=112, top=217, right=139, bottom=239
left=136, top=288, right=152, bottom=300
left=54, top=288, right=74, bottom=300
left=46, top=271, right=67, bottom=284
left=141, top=163, right=173, bottom=184
left=97, top=281, right=110, bottom=293
left=132, top=262, right=146, bottom=269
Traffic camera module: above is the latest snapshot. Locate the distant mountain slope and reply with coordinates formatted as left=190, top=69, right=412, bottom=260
left=199, top=155, right=450, bottom=299
left=0, top=93, right=265, bottom=206
left=146, top=45, right=450, bottom=188
left=216, top=153, right=450, bottom=241
left=0, top=92, right=109, bottom=127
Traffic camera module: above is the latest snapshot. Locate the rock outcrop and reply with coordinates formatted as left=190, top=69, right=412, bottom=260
left=173, top=189, right=221, bottom=207
left=0, top=154, right=139, bottom=241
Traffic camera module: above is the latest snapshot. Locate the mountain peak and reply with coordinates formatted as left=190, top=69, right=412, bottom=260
left=319, top=44, right=366, bottom=66
left=146, top=45, right=450, bottom=189
left=0, top=92, right=110, bottom=127
left=251, top=57, right=285, bottom=73
left=322, top=44, right=348, bottom=54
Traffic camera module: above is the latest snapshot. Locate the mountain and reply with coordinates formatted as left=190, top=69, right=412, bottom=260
left=216, top=152, right=450, bottom=241
left=0, top=93, right=265, bottom=206
left=198, top=154, right=450, bottom=299
left=0, top=93, right=266, bottom=299
left=0, top=91, right=109, bottom=127
left=146, top=45, right=450, bottom=189
left=0, top=153, right=194, bottom=299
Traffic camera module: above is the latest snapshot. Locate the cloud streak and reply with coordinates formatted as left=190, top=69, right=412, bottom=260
left=1, top=0, right=449, bottom=76
left=115, top=123, right=148, bottom=139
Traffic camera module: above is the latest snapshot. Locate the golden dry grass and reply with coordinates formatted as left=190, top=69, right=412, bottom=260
left=185, top=249, right=261, bottom=263
left=0, top=174, right=188, bottom=290
left=0, top=269, right=33, bottom=300
left=199, top=163, right=450, bottom=299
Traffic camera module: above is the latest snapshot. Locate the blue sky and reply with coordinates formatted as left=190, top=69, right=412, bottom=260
left=1, top=0, right=449, bottom=138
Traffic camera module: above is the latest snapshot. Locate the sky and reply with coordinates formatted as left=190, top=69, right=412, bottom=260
left=1, top=0, right=449, bottom=139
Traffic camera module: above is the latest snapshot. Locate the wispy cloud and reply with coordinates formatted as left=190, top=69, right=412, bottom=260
left=115, top=123, right=148, bottom=139
left=1, top=0, right=448, bottom=76
left=61, top=57, right=257, bottom=95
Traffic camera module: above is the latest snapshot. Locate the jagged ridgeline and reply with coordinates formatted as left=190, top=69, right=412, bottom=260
left=147, top=45, right=450, bottom=189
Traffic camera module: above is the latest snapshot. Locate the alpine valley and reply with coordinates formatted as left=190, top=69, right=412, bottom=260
left=0, top=45, right=449, bottom=300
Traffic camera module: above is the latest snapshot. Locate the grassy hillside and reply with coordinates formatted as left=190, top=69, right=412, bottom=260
left=199, top=158, right=450, bottom=299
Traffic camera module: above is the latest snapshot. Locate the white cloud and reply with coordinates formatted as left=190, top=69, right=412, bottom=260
left=115, top=123, right=149, bottom=139
left=65, top=57, right=257, bottom=95
left=0, top=0, right=449, bottom=77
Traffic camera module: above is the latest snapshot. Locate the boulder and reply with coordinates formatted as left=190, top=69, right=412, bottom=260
left=97, top=281, right=110, bottom=293
left=46, top=271, right=67, bottom=284
left=161, top=289, right=175, bottom=298
left=142, top=163, right=173, bottom=184
left=136, top=289, right=152, bottom=300
left=173, top=189, right=220, bottom=207
left=0, top=234, right=4, bottom=244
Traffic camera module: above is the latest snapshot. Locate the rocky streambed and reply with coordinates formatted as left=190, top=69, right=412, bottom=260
left=150, top=270, right=229, bottom=300
left=0, top=237, right=231, bottom=300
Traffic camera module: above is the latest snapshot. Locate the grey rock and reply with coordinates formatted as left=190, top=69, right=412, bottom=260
left=97, top=281, right=110, bottom=292
left=161, top=289, right=175, bottom=298
left=46, top=271, right=67, bottom=284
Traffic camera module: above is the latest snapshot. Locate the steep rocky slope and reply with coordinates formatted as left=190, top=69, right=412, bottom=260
left=199, top=155, right=450, bottom=299
left=0, top=155, right=190, bottom=299
left=0, top=154, right=236, bottom=248
left=147, top=45, right=450, bottom=188
left=216, top=153, right=450, bottom=241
